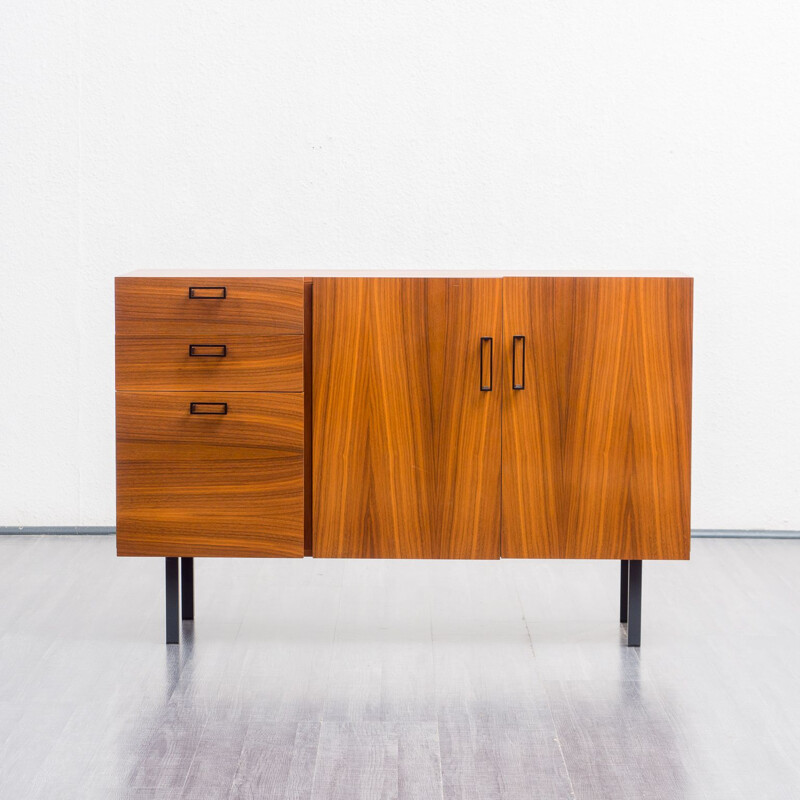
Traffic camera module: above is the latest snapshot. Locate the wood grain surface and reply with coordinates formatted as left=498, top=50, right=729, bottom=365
left=115, top=335, right=303, bottom=391
left=501, top=277, right=693, bottom=560
left=313, top=277, right=502, bottom=559
left=304, top=278, right=313, bottom=555
left=116, top=391, right=304, bottom=557
left=115, top=277, right=304, bottom=336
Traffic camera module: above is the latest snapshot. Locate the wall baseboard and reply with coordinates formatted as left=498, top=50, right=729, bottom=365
left=0, top=526, right=116, bottom=534
left=1, top=527, right=798, bottom=539
left=691, top=529, right=800, bottom=539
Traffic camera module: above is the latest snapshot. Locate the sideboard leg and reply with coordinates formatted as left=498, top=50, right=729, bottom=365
left=626, top=560, right=642, bottom=647
left=620, top=560, right=629, bottom=623
left=165, top=557, right=179, bottom=644
left=181, top=557, right=194, bottom=621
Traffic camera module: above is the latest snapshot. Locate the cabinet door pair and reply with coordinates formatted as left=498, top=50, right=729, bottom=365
left=313, top=277, right=692, bottom=561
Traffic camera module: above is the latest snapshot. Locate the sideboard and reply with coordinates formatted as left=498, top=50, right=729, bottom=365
left=115, top=270, right=693, bottom=646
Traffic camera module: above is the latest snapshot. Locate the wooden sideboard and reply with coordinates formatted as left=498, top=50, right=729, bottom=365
left=115, top=270, right=693, bottom=646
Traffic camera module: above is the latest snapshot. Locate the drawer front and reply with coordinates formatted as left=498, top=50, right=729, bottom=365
left=116, top=335, right=303, bottom=392
left=115, top=277, right=304, bottom=335
left=116, top=391, right=304, bottom=557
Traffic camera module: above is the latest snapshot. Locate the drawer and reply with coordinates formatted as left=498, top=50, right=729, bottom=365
left=115, top=277, right=304, bottom=336
left=116, top=391, right=304, bottom=557
left=116, top=335, right=303, bottom=392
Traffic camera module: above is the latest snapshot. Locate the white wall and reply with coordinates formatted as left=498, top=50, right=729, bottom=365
left=1, top=1, right=798, bottom=530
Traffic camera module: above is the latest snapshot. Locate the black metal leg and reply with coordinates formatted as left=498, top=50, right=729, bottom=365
left=181, top=557, right=194, bottom=621
left=165, top=557, right=180, bottom=644
left=620, top=560, right=629, bottom=623
left=626, top=560, right=642, bottom=647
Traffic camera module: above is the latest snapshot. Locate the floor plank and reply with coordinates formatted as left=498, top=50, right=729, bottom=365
left=0, top=536, right=799, bottom=798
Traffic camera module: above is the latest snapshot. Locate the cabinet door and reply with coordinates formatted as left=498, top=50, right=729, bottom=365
left=502, top=277, right=693, bottom=560
left=313, top=278, right=502, bottom=558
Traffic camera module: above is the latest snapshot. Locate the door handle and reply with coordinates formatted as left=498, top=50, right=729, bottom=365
left=512, top=335, right=525, bottom=390
left=189, top=402, right=228, bottom=415
left=188, top=344, right=227, bottom=357
left=188, top=286, right=226, bottom=299
left=480, top=337, right=493, bottom=392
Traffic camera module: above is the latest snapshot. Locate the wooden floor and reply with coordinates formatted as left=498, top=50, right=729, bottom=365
left=1, top=536, right=799, bottom=799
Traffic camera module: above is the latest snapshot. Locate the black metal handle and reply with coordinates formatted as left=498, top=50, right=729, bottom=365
left=189, top=402, right=228, bottom=415
left=188, top=344, right=227, bottom=357
left=512, top=335, right=525, bottom=390
left=188, top=286, right=226, bottom=299
left=480, top=337, right=493, bottom=392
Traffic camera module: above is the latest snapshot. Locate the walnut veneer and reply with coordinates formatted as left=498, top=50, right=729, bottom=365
left=115, top=274, right=306, bottom=558
left=501, top=277, right=693, bottom=560
left=116, top=271, right=692, bottom=563
left=312, top=277, right=503, bottom=559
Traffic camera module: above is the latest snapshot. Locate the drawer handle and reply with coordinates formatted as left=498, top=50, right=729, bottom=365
left=189, top=344, right=227, bottom=357
left=190, top=402, right=228, bottom=415
left=480, top=337, right=493, bottom=392
left=188, top=286, right=226, bottom=299
left=512, top=335, right=525, bottom=390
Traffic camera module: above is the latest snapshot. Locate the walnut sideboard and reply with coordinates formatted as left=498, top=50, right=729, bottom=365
left=115, top=270, right=693, bottom=646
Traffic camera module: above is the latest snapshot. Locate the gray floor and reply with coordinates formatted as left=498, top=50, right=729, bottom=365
left=1, top=536, right=799, bottom=799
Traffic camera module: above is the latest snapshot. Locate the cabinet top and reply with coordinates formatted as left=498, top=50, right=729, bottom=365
left=119, top=269, right=691, bottom=279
